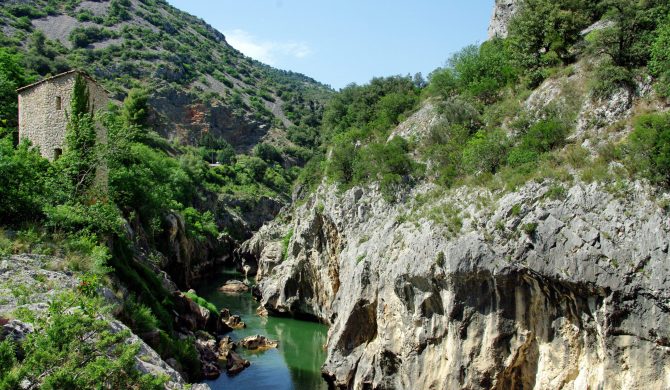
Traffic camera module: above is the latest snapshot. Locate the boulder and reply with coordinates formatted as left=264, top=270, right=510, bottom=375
left=219, top=308, right=246, bottom=330
left=239, top=335, right=279, bottom=351
left=0, top=319, right=33, bottom=343
left=195, top=337, right=220, bottom=380
left=226, top=350, right=250, bottom=375
left=218, top=280, right=249, bottom=294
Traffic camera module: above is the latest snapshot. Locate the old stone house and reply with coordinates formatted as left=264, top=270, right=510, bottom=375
left=17, top=70, right=109, bottom=161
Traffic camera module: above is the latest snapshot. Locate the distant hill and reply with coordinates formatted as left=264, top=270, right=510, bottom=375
left=0, top=0, right=332, bottom=151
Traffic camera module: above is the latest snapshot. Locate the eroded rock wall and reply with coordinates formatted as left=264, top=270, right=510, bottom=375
left=244, top=180, right=670, bottom=389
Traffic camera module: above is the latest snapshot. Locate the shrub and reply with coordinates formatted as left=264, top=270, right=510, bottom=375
left=435, top=251, right=445, bottom=267
left=462, top=129, right=509, bottom=174
left=428, top=39, right=517, bottom=103
left=627, top=112, right=670, bottom=185
left=0, top=138, right=50, bottom=224
left=182, top=207, right=218, bottom=242
left=254, top=143, right=282, bottom=164
left=546, top=185, right=567, bottom=200
left=590, top=62, right=633, bottom=100
left=69, top=27, right=116, bottom=48
left=184, top=291, right=217, bottom=313
left=121, top=295, right=159, bottom=334
left=522, top=222, right=538, bottom=235
left=1, top=292, right=166, bottom=389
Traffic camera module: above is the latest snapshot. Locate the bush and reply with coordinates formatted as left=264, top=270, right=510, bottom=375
left=69, top=27, right=116, bottom=48
left=182, top=207, right=218, bottom=242
left=628, top=112, right=670, bottom=185
left=522, top=222, right=538, bottom=235
left=462, top=129, right=509, bottom=174
left=0, top=292, right=166, bottom=389
left=253, top=142, right=282, bottom=164
left=0, top=138, right=50, bottom=223
left=590, top=62, right=633, bottom=100
left=120, top=295, right=159, bottom=334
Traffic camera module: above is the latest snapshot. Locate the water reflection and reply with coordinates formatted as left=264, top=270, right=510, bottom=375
left=199, top=269, right=328, bottom=390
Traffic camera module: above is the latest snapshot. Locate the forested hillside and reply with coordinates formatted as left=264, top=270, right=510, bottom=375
left=295, top=0, right=670, bottom=201
left=0, top=0, right=332, bottom=153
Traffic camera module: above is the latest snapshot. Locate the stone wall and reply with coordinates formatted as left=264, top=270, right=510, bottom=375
left=18, top=71, right=109, bottom=161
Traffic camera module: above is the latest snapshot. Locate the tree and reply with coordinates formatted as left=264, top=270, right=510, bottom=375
left=122, top=88, right=149, bottom=127
left=628, top=112, right=670, bottom=185
left=650, top=16, right=670, bottom=97
left=508, top=0, right=600, bottom=84
left=0, top=48, right=28, bottom=138
left=58, top=74, right=98, bottom=199
left=588, top=0, right=670, bottom=68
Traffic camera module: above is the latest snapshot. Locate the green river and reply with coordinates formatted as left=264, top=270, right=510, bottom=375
left=198, top=269, right=329, bottom=390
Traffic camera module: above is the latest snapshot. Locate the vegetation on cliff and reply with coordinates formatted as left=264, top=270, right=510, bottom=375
left=301, top=0, right=670, bottom=202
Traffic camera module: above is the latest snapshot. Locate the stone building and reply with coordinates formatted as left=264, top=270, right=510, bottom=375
left=17, top=70, right=109, bottom=161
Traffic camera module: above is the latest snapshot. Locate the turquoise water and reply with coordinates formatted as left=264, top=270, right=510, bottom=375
left=198, top=269, right=329, bottom=390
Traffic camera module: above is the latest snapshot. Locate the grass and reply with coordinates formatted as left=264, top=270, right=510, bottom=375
left=522, top=222, right=538, bottom=236
left=545, top=184, right=567, bottom=200
left=184, top=291, right=217, bottom=313
left=281, top=228, right=294, bottom=262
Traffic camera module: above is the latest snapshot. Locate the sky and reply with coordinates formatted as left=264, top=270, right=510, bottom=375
left=166, top=1, right=494, bottom=90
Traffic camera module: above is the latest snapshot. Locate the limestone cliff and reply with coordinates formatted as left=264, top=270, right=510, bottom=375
left=488, top=0, right=518, bottom=39
left=245, top=177, right=670, bottom=389
left=241, top=63, right=670, bottom=388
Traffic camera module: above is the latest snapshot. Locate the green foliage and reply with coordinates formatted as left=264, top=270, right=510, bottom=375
left=281, top=228, right=294, bottom=261
left=590, top=61, right=633, bottom=100
left=587, top=0, right=670, bottom=69
left=254, top=142, right=282, bottom=164
left=322, top=76, right=418, bottom=137
left=0, top=48, right=28, bottom=134
left=522, top=222, right=538, bottom=235
left=546, top=184, right=567, bottom=200
left=435, top=251, right=445, bottom=267
left=427, top=39, right=517, bottom=103
left=182, top=207, right=218, bottom=242
left=184, top=291, right=217, bottom=313
left=107, top=0, right=132, bottom=25
left=352, top=137, right=422, bottom=201
left=69, top=26, right=116, bottom=48
left=650, top=16, right=670, bottom=98
left=462, top=128, right=509, bottom=174
left=63, top=233, right=113, bottom=274
left=507, top=0, right=600, bottom=84
left=119, top=294, right=159, bottom=334
left=0, top=138, right=50, bottom=223
left=0, top=292, right=166, bottom=390
left=627, top=112, right=670, bottom=185
left=122, top=88, right=149, bottom=127
left=0, top=341, right=15, bottom=379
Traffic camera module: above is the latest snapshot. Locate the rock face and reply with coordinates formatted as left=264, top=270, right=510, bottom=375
left=244, top=179, right=670, bottom=389
left=0, top=255, right=194, bottom=389
left=488, top=0, right=518, bottom=39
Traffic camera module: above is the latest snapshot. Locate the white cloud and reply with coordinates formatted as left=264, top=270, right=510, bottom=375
left=224, top=29, right=311, bottom=65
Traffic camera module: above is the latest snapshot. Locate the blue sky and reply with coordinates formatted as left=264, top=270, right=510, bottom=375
left=167, top=1, right=494, bottom=90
